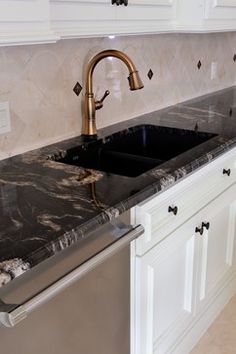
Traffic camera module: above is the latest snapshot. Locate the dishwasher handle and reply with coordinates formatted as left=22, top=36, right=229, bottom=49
left=0, top=224, right=144, bottom=328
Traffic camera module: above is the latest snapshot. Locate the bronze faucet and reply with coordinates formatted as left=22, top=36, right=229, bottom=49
left=82, top=49, right=144, bottom=137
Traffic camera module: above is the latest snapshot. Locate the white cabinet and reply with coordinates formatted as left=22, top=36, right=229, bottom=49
left=1, top=0, right=236, bottom=46
left=205, top=0, right=236, bottom=20
left=131, top=147, right=236, bottom=354
left=177, top=0, right=236, bottom=32
left=197, top=184, right=236, bottom=311
left=42, top=0, right=236, bottom=38
left=115, top=0, right=177, bottom=27
left=132, top=216, right=199, bottom=354
left=50, top=0, right=177, bottom=38
left=0, top=0, right=58, bottom=46
left=50, top=0, right=117, bottom=37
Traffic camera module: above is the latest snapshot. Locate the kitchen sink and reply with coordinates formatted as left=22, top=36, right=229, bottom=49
left=54, top=125, right=217, bottom=177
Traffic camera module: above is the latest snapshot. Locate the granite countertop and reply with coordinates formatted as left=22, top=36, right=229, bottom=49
left=0, top=86, right=236, bottom=290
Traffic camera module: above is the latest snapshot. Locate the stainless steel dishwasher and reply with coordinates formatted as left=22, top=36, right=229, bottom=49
left=0, top=212, right=144, bottom=354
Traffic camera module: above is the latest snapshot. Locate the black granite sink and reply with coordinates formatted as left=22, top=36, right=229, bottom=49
left=55, top=125, right=217, bottom=177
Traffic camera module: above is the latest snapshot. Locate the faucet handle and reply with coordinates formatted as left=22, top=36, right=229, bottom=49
left=95, top=90, right=110, bottom=110
left=100, top=90, right=110, bottom=103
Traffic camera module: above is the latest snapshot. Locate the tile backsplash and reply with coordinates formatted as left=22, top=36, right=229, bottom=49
left=0, top=32, right=236, bottom=158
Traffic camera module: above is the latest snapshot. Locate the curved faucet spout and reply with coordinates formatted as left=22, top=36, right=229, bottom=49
left=82, top=49, right=144, bottom=137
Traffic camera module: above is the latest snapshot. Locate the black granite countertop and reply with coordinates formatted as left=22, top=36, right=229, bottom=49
left=0, top=86, right=236, bottom=289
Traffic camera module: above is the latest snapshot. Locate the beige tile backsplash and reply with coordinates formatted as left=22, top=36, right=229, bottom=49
left=0, top=32, right=236, bottom=158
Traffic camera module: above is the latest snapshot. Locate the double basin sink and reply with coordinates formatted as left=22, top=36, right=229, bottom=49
left=54, top=125, right=216, bottom=177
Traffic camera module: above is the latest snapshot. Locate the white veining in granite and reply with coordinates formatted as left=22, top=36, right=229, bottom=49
left=0, top=258, right=30, bottom=287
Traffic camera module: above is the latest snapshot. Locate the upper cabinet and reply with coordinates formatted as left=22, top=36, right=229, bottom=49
left=115, top=0, right=177, bottom=32
left=177, top=0, right=236, bottom=31
left=1, top=0, right=236, bottom=46
left=0, top=0, right=58, bottom=46
left=50, top=0, right=117, bottom=37
left=50, top=0, right=236, bottom=40
left=205, top=0, right=236, bottom=20
left=50, top=0, right=177, bottom=38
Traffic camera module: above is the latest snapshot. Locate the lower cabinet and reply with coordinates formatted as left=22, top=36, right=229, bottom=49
left=132, top=216, right=199, bottom=354
left=131, top=183, right=236, bottom=354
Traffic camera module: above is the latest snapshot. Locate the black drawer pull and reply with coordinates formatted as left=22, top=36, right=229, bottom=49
left=202, top=221, right=210, bottom=230
left=168, top=206, right=178, bottom=215
left=223, top=168, right=231, bottom=176
left=195, top=226, right=204, bottom=235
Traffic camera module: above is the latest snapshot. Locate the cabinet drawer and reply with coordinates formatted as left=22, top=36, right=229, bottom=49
left=134, top=147, right=236, bottom=255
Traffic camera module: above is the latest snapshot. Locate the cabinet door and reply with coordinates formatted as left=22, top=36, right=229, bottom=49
left=177, top=0, right=236, bottom=31
left=0, top=0, right=57, bottom=46
left=50, top=0, right=176, bottom=38
left=131, top=216, right=199, bottom=354
left=117, top=0, right=177, bottom=21
left=196, top=184, right=236, bottom=310
left=205, top=0, right=236, bottom=19
left=50, top=0, right=118, bottom=37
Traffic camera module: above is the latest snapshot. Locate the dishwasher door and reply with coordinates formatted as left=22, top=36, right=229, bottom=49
left=0, top=246, right=130, bottom=354
left=0, top=218, right=143, bottom=354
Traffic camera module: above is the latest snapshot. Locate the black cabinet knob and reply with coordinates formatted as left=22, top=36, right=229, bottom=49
left=195, top=221, right=210, bottom=235
left=202, top=221, right=210, bottom=230
left=168, top=206, right=178, bottom=215
left=112, top=0, right=128, bottom=5
left=195, top=226, right=204, bottom=235
left=223, top=168, right=231, bottom=176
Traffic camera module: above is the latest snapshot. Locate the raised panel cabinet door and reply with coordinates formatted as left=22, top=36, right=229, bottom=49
left=117, top=0, right=177, bottom=21
left=131, top=216, right=199, bottom=354
left=205, top=0, right=236, bottom=19
left=177, top=0, right=236, bottom=31
left=50, top=0, right=118, bottom=37
left=196, top=184, right=236, bottom=311
left=0, top=0, right=57, bottom=46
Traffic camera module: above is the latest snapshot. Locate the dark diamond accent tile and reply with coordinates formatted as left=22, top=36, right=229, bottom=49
left=233, top=54, right=236, bottom=62
left=73, top=82, right=82, bottom=96
left=147, top=69, right=154, bottom=80
left=197, top=60, right=202, bottom=70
